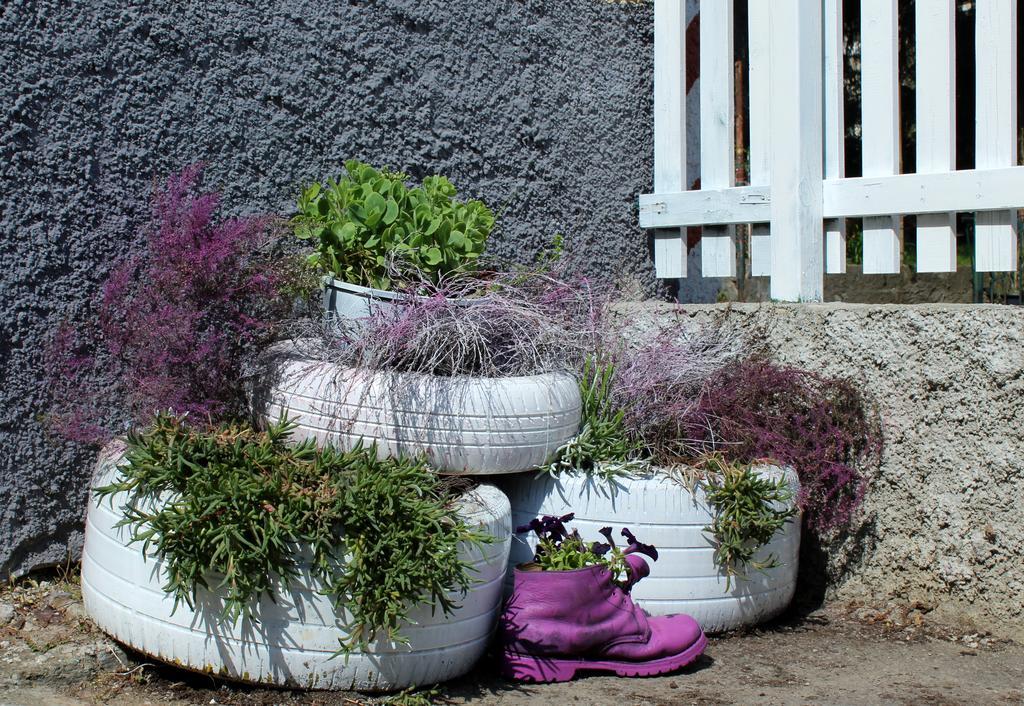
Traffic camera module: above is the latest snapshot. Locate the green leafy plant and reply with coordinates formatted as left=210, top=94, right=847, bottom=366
left=94, top=414, right=490, bottom=652
left=695, top=454, right=798, bottom=588
left=516, top=513, right=657, bottom=589
left=292, top=160, right=494, bottom=290
left=542, top=359, right=645, bottom=481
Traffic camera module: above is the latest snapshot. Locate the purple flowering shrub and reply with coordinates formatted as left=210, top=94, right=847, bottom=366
left=47, top=165, right=287, bottom=442
left=592, top=321, right=880, bottom=533
left=516, top=512, right=657, bottom=587
left=685, top=358, right=881, bottom=533
left=606, top=329, right=742, bottom=461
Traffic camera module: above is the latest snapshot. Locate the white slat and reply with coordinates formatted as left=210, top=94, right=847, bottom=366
left=699, top=0, right=736, bottom=278
left=748, top=0, right=771, bottom=277
left=768, top=0, right=823, bottom=301
left=642, top=167, right=1024, bottom=228
left=748, top=229, right=771, bottom=278
left=640, top=185, right=769, bottom=227
left=824, top=0, right=847, bottom=274
left=652, top=0, right=688, bottom=279
left=915, top=0, right=957, bottom=273
left=825, top=168, right=1024, bottom=217
left=975, top=0, right=1019, bottom=272
left=860, top=0, right=901, bottom=274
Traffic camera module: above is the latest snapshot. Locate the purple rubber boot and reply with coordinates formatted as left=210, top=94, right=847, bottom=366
left=497, top=555, right=706, bottom=683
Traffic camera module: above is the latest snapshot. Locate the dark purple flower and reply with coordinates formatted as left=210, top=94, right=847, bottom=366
left=515, top=517, right=544, bottom=535
left=621, top=528, right=659, bottom=561
left=540, top=514, right=574, bottom=542
left=515, top=513, right=575, bottom=542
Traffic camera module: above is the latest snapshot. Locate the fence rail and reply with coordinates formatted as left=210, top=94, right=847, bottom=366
left=641, top=0, right=1022, bottom=302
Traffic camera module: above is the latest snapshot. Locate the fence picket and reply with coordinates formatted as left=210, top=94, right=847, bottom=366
left=652, top=0, right=687, bottom=279
left=699, top=0, right=736, bottom=278
left=860, top=0, right=901, bottom=274
left=748, top=0, right=771, bottom=278
left=975, top=0, right=1019, bottom=273
left=915, top=0, right=957, bottom=273
left=824, top=0, right=847, bottom=274
left=769, top=0, right=823, bottom=301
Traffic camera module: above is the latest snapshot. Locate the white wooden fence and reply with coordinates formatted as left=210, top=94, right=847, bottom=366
left=640, top=0, right=1021, bottom=302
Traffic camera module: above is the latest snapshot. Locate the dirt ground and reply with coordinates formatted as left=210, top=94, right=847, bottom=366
left=1, top=571, right=1021, bottom=706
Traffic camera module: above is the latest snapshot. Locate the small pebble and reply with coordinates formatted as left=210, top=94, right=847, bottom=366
left=46, top=591, right=74, bottom=610
left=0, top=603, right=14, bottom=625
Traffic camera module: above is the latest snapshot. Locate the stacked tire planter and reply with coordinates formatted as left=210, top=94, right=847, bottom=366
left=259, top=350, right=582, bottom=475
left=81, top=294, right=586, bottom=691
left=500, top=467, right=801, bottom=634
left=82, top=445, right=512, bottom=691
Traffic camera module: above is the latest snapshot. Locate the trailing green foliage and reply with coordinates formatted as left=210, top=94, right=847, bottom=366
left=383, top=687, right=442, bottom=706
left=696, top=455, right=798, bottom=588
left=542, top=359, right=645, bottom=481
left=94, top=414, right=489, bottom=652
left=292, top=160, right=493, bottom=290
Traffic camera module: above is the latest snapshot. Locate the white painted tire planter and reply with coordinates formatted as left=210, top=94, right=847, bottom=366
left=257, top=349, right=581, bottom=475
left=501, top=468, right=800, bottom=633
left=81, top=445, right=513, bottom=692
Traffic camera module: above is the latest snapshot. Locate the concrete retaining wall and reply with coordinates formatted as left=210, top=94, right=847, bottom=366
left=620, top=302, right=1024, bottom=638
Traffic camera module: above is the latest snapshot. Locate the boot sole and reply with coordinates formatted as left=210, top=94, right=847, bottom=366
left=499, top=632, right=708, bottom=683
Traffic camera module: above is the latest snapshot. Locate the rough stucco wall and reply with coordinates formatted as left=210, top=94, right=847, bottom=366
left=0, top=0, right=660, bottom=576
left=622, top=302, right=1024, bottom=638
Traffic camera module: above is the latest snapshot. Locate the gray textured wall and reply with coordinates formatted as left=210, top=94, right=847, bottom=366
left=0, top=0, right=659, bottom=577
left=622, top=303, right=1024, bottom=639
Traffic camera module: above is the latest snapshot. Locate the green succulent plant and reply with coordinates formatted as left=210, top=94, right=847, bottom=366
left=292, top=160, right=494, bottom=290
left=541, top=358, right=646, bottom=482
left=697, top=454, right=798, bottom=588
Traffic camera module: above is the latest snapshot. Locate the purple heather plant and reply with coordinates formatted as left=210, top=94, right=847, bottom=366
left=46, top=164, right=287, bottom=443
left=594, top=324, right=879, bottom=534
left=683, top=357, right=881, bottom=533
left=605, top=327, right=743, bottom=461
